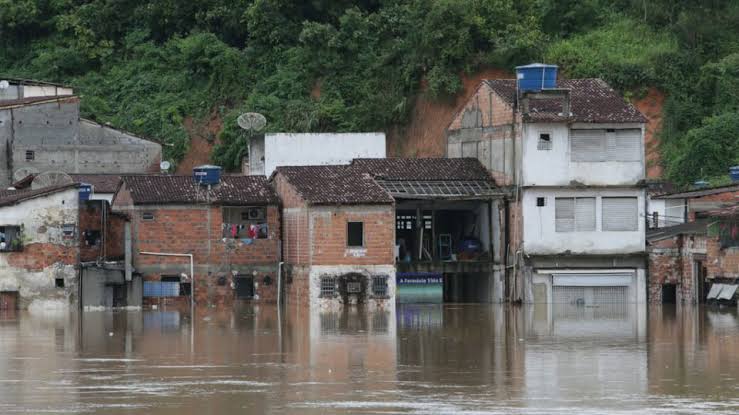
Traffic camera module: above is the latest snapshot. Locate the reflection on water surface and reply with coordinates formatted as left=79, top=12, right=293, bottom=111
left=0, top=304, right=737, bottom=414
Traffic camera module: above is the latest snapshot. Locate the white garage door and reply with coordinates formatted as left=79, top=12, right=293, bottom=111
left=551, top=273, right=634, bottom=304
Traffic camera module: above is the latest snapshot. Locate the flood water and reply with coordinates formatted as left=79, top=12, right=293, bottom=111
left=1, top=304, right=738, bottom=414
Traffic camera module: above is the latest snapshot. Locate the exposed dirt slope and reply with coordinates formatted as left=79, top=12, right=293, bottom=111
left=176, top=113, right=223, bottom=174
left=387, top=68, right=512, bottom=158
left=633, top=87, right=665, bottom=179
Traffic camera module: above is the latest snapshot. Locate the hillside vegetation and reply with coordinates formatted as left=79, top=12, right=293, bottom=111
left=1, top=0, right=737, bottom=186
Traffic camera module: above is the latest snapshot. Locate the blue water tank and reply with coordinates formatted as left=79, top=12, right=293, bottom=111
left=730, top=165, right=739, bottom=182
left=193, top=165, right=222, bottom=186
left=515, top=63, right=558, bottom=93
left=79, top=183, right=93, bottom=201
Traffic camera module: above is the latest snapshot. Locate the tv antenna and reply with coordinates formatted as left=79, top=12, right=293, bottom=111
left=237, top=112, right=267, bottom=133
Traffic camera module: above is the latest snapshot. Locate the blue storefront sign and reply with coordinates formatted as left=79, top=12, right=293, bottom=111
left=396, top=272, right=443, bottom=303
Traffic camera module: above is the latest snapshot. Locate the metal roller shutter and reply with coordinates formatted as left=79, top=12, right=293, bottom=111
left=575, top=197, right=596, bottom=231
left=602, top=197, right=638, bottom=231
left=571, top=129, right=605, bottom=161
left=551, top=272, right=634, bottom=305
left=607, top=129, right=641, bottom=161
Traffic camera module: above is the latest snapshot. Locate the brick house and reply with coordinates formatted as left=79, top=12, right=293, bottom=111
left=0, top=184, right=80, bottom=310
left=112, top=174, right=281, bottom=307
left=647, top=203, right=738, bottom=304
left=271, top=157, right=502, bottom=308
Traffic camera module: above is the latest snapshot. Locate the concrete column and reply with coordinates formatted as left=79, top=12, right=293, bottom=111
left=124, top=222, right=132, bottom=281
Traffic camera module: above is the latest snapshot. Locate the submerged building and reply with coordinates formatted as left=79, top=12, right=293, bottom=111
left=447, top=64, right=649, bottom=304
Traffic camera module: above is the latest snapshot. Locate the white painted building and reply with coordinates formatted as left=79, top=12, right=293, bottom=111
left=247, top=132, right=386, bottom=176
left=446, top=66, right=649, bottom=304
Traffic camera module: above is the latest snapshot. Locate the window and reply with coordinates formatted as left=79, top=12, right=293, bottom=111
left=602, top=197, right=638, bottom=231
left=571, top=129, right=641, bottom=162
left=347, top=222, right=364, bottom=247
left=320, top=276, right=336, bottom=297
left=372, top=276, right=388, bottom=297
left=25, top=150, right=35, bottom=161
left=555, top=197, right=595, bottom=232
left=62, top=224, right=76, bottom=238
left=537, top=133, right=552, bottom=150
left=536, top=197, right=546, bottom=207
left=222, top=206, right=268, bottom=239
left=55, top=278, right=65, bottom=288
left=0, top=225, right=23, bottom=252
left=83, top=230, right=101, bottom=246
left=142, top=212, right=155, bottom=221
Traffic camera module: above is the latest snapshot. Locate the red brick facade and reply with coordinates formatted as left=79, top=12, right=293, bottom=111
left=113, top=182, right=281, bottom=307
left=79, top=200, right=126, bottom=262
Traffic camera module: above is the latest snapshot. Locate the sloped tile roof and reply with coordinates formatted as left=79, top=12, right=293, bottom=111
left=0, top=184, right=78, bottom=208
left=351, top=158, right=492, bottom=181
left=70, top=174, right=123, bottom=193
left=120, top=175, right=277, bottom=205
left=485, top=78, right=646, bottom=123
left=274, top=165, right=394, bottom=205
left=654, top=184, right=739, bottom=200
left=274, top=158, right=499, bottom=204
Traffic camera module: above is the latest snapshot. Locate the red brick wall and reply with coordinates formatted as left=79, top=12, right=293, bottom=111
left=447, top=83, right=514, bottom=130
left=704, top=236, right=739, bottom=280
left=688, top=190, right=739, bottom=221
left=7, top=243, right=77, bottom=271
left=309, top=206, right=395, bottom=266
left=647, top=237, right=684, bottom=303
left=273, top=174, right=310, bottom=265
left=284, top=265, right=311, bottom=307
left=79, top=201, right=126, bottom=261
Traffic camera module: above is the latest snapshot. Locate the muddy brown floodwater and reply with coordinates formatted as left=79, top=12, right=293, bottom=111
left=0, top=304, right=738, bottom=414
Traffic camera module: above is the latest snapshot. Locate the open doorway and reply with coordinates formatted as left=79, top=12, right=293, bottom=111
left=662, top=284, right=677, bottom=304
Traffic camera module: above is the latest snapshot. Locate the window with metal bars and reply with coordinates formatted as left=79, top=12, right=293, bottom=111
left=371, top=275, right=388, bottom=297
left=320, top=276, right=336, bottom=297
left=537, top=133, right=552, bottom=150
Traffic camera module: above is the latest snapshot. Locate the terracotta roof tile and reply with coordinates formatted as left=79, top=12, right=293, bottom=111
left=70, top=174, right=123, bottom=193
left=485, top=78, right=646, bottom=123
left=275, top=165, right=393, bottom=205
left=120, top=175, right=277, bottom=205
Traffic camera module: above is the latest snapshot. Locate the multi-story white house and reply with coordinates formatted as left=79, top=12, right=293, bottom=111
left=446, top=64, right=648, bottom=304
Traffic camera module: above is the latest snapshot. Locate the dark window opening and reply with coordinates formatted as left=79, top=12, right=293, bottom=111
left=536, top=197, right=546, bottom=207
left=62, top=224, right=75, bottom=238
left=537, top=133, right=552, bottom=150
left=161, top=276, right=180, bottom=282
left=320, top=277, right=336, bottom=297
left=347, top=222, right=364, bottom=247
left=180, top=282, right=191, bottom=296
left=142, top=212, right=155, bottom=221
left=372, top=276, right=388, bottom=297
left=662, top=284, right=677, bottom=304
left=83, top=230, right=101, bottom=246
left=0, top=225, right=23, bottom=252
left=25, top=150, right=35, bottom=161
left=55, top=278, right=65, bottom=288
left=235, top=276, right=254, bottom=299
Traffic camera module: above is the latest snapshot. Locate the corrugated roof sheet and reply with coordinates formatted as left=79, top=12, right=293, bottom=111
left=351, top=158, right=492, bottom=181
left=484, top=78, right=646, bottom=123
left=0, top=95, right=77, bottom=109
left=0, top=184, right=78, bottom=208
left=121, top=175, right=277, bottom=205
left=654, top=184, right=739, bottom=199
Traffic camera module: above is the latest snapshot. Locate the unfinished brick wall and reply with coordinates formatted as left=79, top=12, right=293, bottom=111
left=309, top=206, right=395, bottom=266
left=704, top=236, right=739, bottom=280
left=273, top=174, right=310, bottom=265
left=79, top=201, right=126, bottom=262
left=447, top=83, right=514, bottom=130
left=123, top=204, right=280, bottom=306
left=648, top=237, right=684, bottom=303
left=688, top=190, right=739, bottom=221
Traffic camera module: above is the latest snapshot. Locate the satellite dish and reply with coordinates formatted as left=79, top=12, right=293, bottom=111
left=13, top=166, right=39, bottom=182
left=160, top=160, right=171, bottom=172
left=31, top=171, right=74, bottom=190
left=0, top=80, right=9, bottom=90
left=237, top=112, right=267, bottom=132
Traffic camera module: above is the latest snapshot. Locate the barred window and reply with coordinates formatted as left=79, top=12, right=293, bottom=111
left=537, top=133, right=552, bottom=150
left=320, top=276, right=336, bottom=297
left=372, top=275, right=388, bottom=297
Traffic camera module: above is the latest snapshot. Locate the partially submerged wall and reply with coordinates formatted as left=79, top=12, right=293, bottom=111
left=0, top=188, right=80, bottom=309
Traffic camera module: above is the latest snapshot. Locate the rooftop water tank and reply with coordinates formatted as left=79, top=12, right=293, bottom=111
left=515, top=63, right=558, bottom=93
left=79, top=183, right=93, bottom=201
left=193, top=165, right=222, bottom=186
left=693, top=180, right=710, bottom=189
left=730, top=165, right=739, bottom=182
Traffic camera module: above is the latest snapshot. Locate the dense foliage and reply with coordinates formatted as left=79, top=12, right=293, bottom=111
left=1, top=0, right=737, bottom=185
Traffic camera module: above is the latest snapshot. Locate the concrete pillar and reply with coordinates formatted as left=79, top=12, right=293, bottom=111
left=124, top=222, right=132, bottom=281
